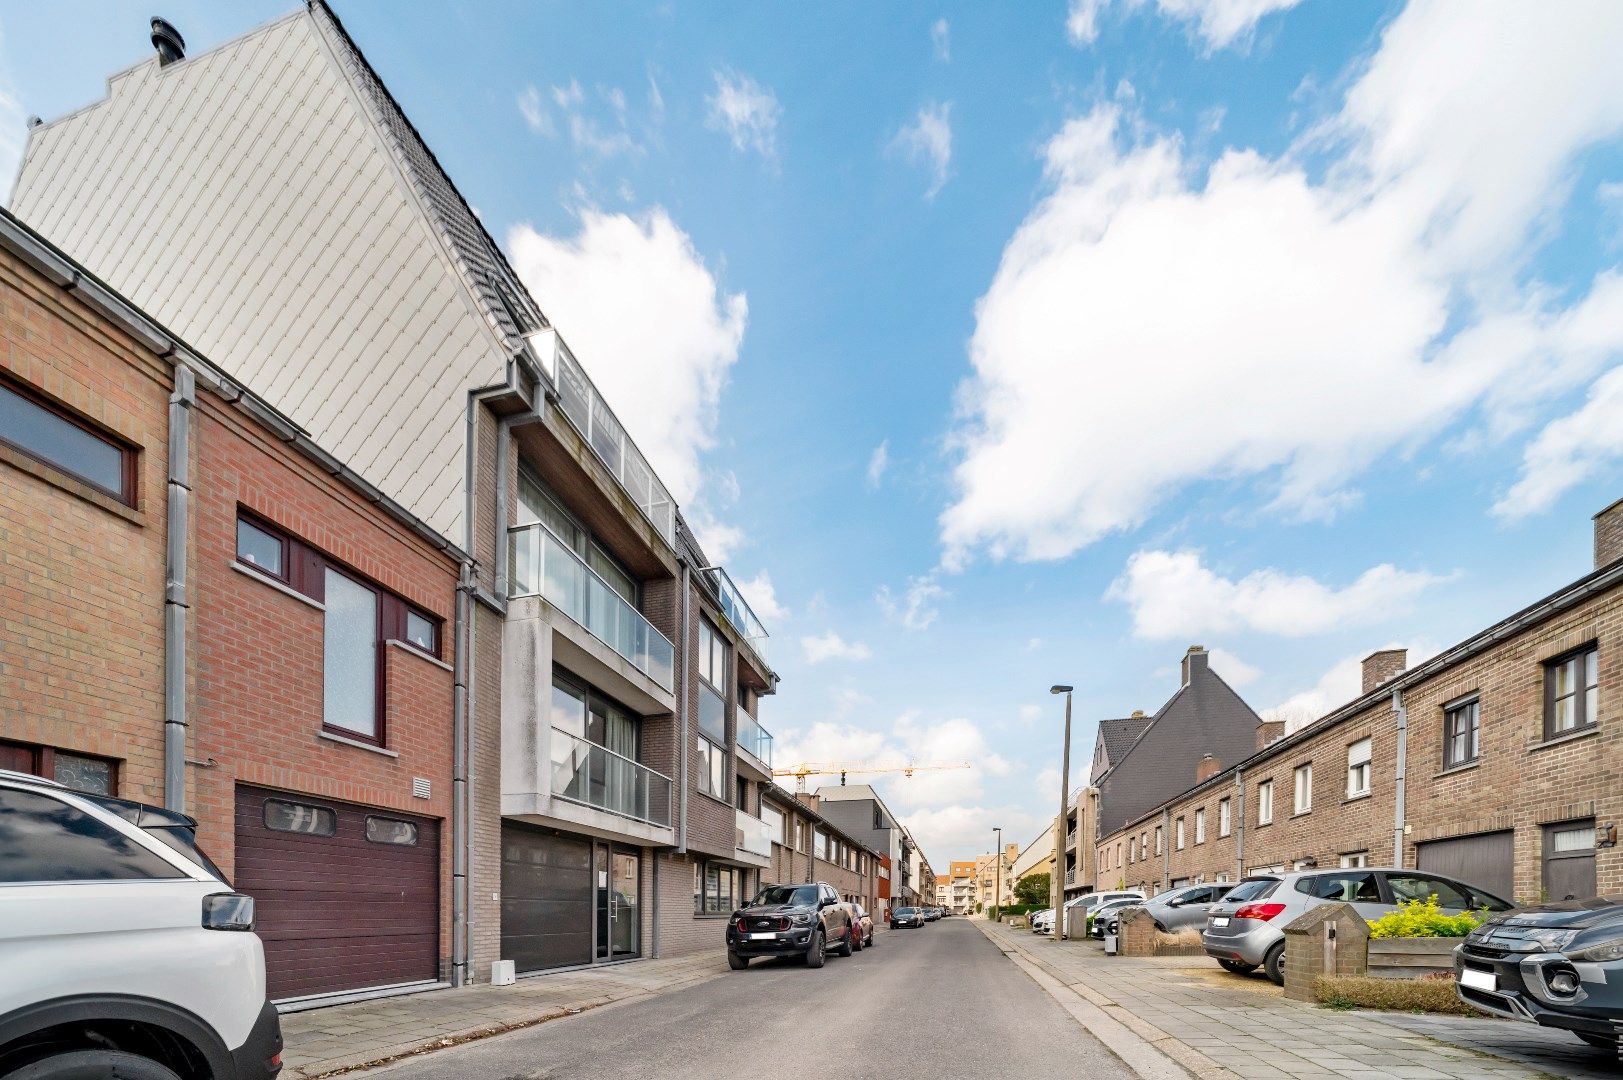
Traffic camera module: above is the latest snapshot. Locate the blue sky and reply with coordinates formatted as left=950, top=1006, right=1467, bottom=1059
left=5, top=0, right=1623, bottom=868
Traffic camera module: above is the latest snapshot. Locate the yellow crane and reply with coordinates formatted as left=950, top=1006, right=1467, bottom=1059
left=772, top=761, right=972, bottom=792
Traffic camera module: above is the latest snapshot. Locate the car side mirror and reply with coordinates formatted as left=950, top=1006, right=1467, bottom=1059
left=1166, top=899, right=1183, bottom=907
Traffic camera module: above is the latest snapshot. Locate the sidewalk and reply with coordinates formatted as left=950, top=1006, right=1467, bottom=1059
left=977, top=919, right=1617, bottom=1080
left=278, top=951, right=727, bottom=1077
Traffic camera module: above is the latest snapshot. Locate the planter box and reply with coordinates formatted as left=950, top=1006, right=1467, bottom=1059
left=1367, top=937, right=1461, bottom=979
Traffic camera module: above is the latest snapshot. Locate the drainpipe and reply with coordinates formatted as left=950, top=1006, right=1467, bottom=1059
left=162, top=364, right=195, bottom=812
left=1234, top=767, right=1245, bottom=883
left=1162, top=807, right=1171, bottom=888
left=677, top=561, right=690, bottom=853
left=451, top=561, right=473, bottom=986
left=1392, top=688, right=1408, bottom=868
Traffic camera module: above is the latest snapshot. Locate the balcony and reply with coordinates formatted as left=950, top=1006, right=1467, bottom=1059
left=551, top=727, right=673, bottom=827
left=702, top=565, right=771, bottom=671
left=736, top=707, right=774, bottom=779
left=526, top=329, right=677, bottom=545
left=736, top=808, right=773, bottom=860
left=1065, top=868, right=1077, bottom=887
left=509, top=521, right=675, bottom=691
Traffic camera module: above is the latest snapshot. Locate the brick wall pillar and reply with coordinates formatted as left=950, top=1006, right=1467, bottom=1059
left=1282, top=903, right=1370, bottom=1002
left=1117, top=907, right=1159, bottom=956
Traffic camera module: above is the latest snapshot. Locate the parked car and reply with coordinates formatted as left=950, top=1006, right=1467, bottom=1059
left=1060, top=890, right=1145, bottom=937
left=1139, top=883, right=1236, bottom=933
left=1030, top=908, right=1055, bottom=934
left=0, top=768, right=283, bottom=1080
left=1088, top=897, right=1144, bottom=938
left=892, top=906, right=925, bottom=928
left=1204, top=867, right=1514, bottom=986
left=1455, top=896, right=1623, bottom=1053
left=727, top=882, right=854, bottom=969
left=847, top=903, right=875, bottom=950
left=924, top=907, right=942, bottom=922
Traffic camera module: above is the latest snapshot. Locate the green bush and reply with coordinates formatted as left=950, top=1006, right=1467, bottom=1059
left=987, top=902, right=1044, bottom=920
left=1366, top=896, right=1485, bottom=939
left=1314, top=974, right=1482, bottom=1016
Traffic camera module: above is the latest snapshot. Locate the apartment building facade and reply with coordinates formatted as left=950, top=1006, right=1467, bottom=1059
left=0, top=210, right=462, bottom=1004
left=816, top=783, right=925, bottom=918
left=1010, top=822, right=1056, bottom=894
left=761, top=786, right=882, bottom=911
left=1097, top=501, right=1623, bottom=906
left=14, top=1, right=780, bottom=991
left=946, top=861, right=977, bottom=914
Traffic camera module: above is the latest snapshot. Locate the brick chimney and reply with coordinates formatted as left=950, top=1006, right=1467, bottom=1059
left=1256, top=719, right=1285, bottom=749
left=1596, top=497, right=1623, bottom=570
left=1181, top=645, right=1209, bottom=685
left=1361, top=648, right=1407, bottom=694
left=1195, top=753, right=1221, bottom=784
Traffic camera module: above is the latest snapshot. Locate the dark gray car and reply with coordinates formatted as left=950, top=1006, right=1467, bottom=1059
left=1139, top=883, right=1235, bottom=933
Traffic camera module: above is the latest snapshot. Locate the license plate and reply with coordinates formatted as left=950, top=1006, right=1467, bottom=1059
left=1459, top=967, right=1496, bottom=992
left=749, top=932, right=777, bottom=940
left=1211, top=916, right=1230, bottom=927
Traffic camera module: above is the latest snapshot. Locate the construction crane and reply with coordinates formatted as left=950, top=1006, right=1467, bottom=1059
left=772, top=762, right=971, bottom=792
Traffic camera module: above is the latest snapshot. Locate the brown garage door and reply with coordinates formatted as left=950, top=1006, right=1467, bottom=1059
left=234, top=785, right=440, bottom=1000
left=501, top=822, right=592, bottom=973
left=1416, top=830, right=1514, bottom=902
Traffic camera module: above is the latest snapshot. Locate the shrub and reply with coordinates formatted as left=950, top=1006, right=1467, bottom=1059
left=1313, top=974, right=1483, bottom=1016
left=1366, top=896, right=1485, bottom=939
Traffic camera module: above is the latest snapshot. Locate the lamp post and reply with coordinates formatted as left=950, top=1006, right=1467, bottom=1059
left=1050, top=684, right=1073, bottom=939
left=993, top=826, right=1003, bottom=918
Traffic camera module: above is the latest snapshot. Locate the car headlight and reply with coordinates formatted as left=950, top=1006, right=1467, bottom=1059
left=1572, top=935, right=1623, bottom=963
left=791, top=913, right=813, bottom=927
left=1521, top=927, right=1580, bottom=952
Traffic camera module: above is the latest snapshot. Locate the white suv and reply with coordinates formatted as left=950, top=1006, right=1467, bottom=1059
left=0, top=770, right=282, bottom=1079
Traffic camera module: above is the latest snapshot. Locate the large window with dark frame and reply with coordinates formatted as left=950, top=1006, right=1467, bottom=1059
left=0, top=375, right=136, bottom=504
left=695, top=861, right=744, bottom=914
left=234, top=511, right=441, bottom=747
left=1443, top=698, right=1480, bottom=768
left=1545, top=645, right=1598, bottom=739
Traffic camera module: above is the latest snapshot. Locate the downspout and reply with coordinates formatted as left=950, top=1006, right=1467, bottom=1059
left=1234, top=767, right=1245, bottom=883
left=1162, top=807, right=1171, bottom=888
left=1392, top=688, right=1408, bottom=868
left=162, top=365, right=195, bottom=812
left=451, top=561, right=473, bottom=986
left=677, top=561, right=691, bottom=853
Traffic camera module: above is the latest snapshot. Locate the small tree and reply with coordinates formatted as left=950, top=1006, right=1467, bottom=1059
left=1013, top=872, right=1051, bottom=906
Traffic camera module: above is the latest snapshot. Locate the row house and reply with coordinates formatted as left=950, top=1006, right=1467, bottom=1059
left=1097, top=500, right=1623, bottom=906
left=760, top=786, right=883, bottom=911
left=12, top=1, right=781, bottom=1001
left=816, top=782, right=923, bottom=917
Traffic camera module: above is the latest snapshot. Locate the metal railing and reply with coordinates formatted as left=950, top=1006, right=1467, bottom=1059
left=551, top=727, right=673, bottom=827
left=508, top=521, right=675, bottom=691
left=736, top=808, right=773, bottom=858
left=526, top=328, right=677, bottom=545
left=1065, top=868, right=1077, bottom=886
left=737, top=708, right=773, bottom=767
left=702, top=566, right=771, bottom=668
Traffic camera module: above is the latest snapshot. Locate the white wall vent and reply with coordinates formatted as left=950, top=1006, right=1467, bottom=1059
left=412, top=777, right=431, bottom=800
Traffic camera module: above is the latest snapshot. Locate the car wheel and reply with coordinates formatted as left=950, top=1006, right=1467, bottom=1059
left=727, top=951, right=749, bottom=970
left=850, top=929, right=863, bottom=952
left=835, top=926, right=854, bottom=957
left=9, top=1050, right=185, bottom=1080
left=1574, top=1032, right=1619, bottom=1051
left=1263, top=941, right=1286, bottom=986
left=806, top=929, right=826, bottom=968
left=1217, top=958, right=1257, bottom=974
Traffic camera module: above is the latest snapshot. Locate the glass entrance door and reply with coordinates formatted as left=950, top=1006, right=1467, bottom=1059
left=594, top=843, right=641, bottom=961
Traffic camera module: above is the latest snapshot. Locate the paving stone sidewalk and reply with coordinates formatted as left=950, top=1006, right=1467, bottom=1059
left=978, top=919, right=1619, bottom=1080
left=277, top=950, right=728, bottom=1077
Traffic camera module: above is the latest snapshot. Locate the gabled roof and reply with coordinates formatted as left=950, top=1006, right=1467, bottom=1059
left=308, top=1, right=546, bottom=351
left=1099, top=714, right=1152, bottom=766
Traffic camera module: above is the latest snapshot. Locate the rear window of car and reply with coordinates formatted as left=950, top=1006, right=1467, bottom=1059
left=0, top=788, right=185, bottom=883
left=1222, top=877, right=1280, bottom=902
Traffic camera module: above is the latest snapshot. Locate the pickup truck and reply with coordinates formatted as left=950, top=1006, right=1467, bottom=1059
left=727, top=882, right=854, bottom=969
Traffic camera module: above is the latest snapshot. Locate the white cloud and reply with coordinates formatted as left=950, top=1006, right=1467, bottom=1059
left=0, top=32, right=24, bottom=202
left=738, top=570, right=787, bottom=623
left=1207, top=646, right=1261, bottom=687
left=891, top=102, right=953, bottom=200
left=943, top=4, right=1623, bottom=568
left=877, top=573, right=949, bottom=631
left=1262, top=640, right=1439, bottom=733
left=1108, top=549, right=1448, bottom=639
left=896, top=804, right=1044, bottom=867
left=507, top=208, right=746, bottom=508
left=801, top=631, right=873, bottom=665
left=1069, top=0, right=1300, bottom=50
left=1019, top=704, right=1044, bottom=722
left=517, top=85, right=552, bottom=136
left=1066, top=0, right=1108, bottom=43
left=931, top=18, right=951, bottom=61
left=529, top=79, right=644, bottom=159
left=706, top=69, right=781, bottom=160
left=1026, top=637, right=1043, bottom=652
left=866, top=440, right=890, bottom=489
left=1495, top=364, right=1623, bottom=520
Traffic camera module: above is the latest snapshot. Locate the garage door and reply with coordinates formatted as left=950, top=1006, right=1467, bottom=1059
left=501, top=823, right=592, bottom=973
left=1416, top=830, right=1514, bottom=902
left=234, top=785, right=440, bottom=1000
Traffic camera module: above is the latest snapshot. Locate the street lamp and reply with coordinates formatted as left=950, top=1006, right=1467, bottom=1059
left=992, top=826, right=1003, bottom=918
left=1050, top=684, right=1073, bottom=940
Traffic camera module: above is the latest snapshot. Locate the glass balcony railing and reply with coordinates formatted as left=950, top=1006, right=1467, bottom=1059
left=526, top=329, right=676, bottom=545
left=509, top=522, right=675, bottom=692
left=736, top=808, right=773, bottom=858
left=551, top=727, right=673, bottom=827
left=702, top=566, right=770, bottom=668
left=737, top=708, right=773, bottom=767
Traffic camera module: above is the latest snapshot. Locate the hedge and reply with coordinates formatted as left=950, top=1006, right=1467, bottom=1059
left=1314, top=974, right=1483, bottom=1016
left=988, top=903, right=1045, bottom=920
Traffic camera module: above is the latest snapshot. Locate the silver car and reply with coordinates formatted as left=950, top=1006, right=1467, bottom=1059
left=1135, top=883, right=1236, bottom=933
left=1061, top=890, right=1145, bottom=938
left=1203, top=867, right=1514, bottom=985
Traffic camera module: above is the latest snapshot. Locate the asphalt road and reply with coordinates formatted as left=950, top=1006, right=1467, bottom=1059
left=355, top=918, right=1120, bottom=1079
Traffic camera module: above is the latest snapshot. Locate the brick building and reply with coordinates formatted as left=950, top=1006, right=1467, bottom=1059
left=0, top=210, right=462, bottom=1004
left=1096, top=500, right=1623, bottom=905
left=760, top=787, right=882, bottom=912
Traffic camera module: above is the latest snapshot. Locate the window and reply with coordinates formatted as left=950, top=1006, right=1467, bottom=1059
left=698, top=616, right=727, bottom=689
left=1339, top=851, right=1369, bottom=868
left=1218, top=798, right=1231, bottom=837
left=1385, top=872, right=1475, bottom=910
left=0, top=788, right=181, bottom=882
left=1154, top=825, right=1163, bottom=855
left=1296, top=871, right=1380, bottom=903
left=236, top=517, right=285, bottom=578
left=404, top=611, right=437, bottom=655
left=1194, top=809, right=1206, bottom=844
left=761, top=804, right=785, bottom=846
left=696, top=861, right=743, bottom=914
left=1175, top=817, right=1185, bottom=849
left=696, top=735, right=724, bottom=798
left=264, top=799, right=337, bottom=836
left=1293, top=764, right=1313, bottom=814
left=1545, top=646, right=1598, bottom=738
left=324, top=568, right=381, bottom=741
left=1, top=741, right=118, bottom=796
left=1346, top=738, right=1372, bottom=798
left=1442, top=699, right=1479, bottom=768
left=1257, top=780, right=1273, bottom=825
left=814, top=830, right=828, bottom=860
left=0, top=376, right=134, bottom=503
left=365, top=817, right=418, bottom=845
